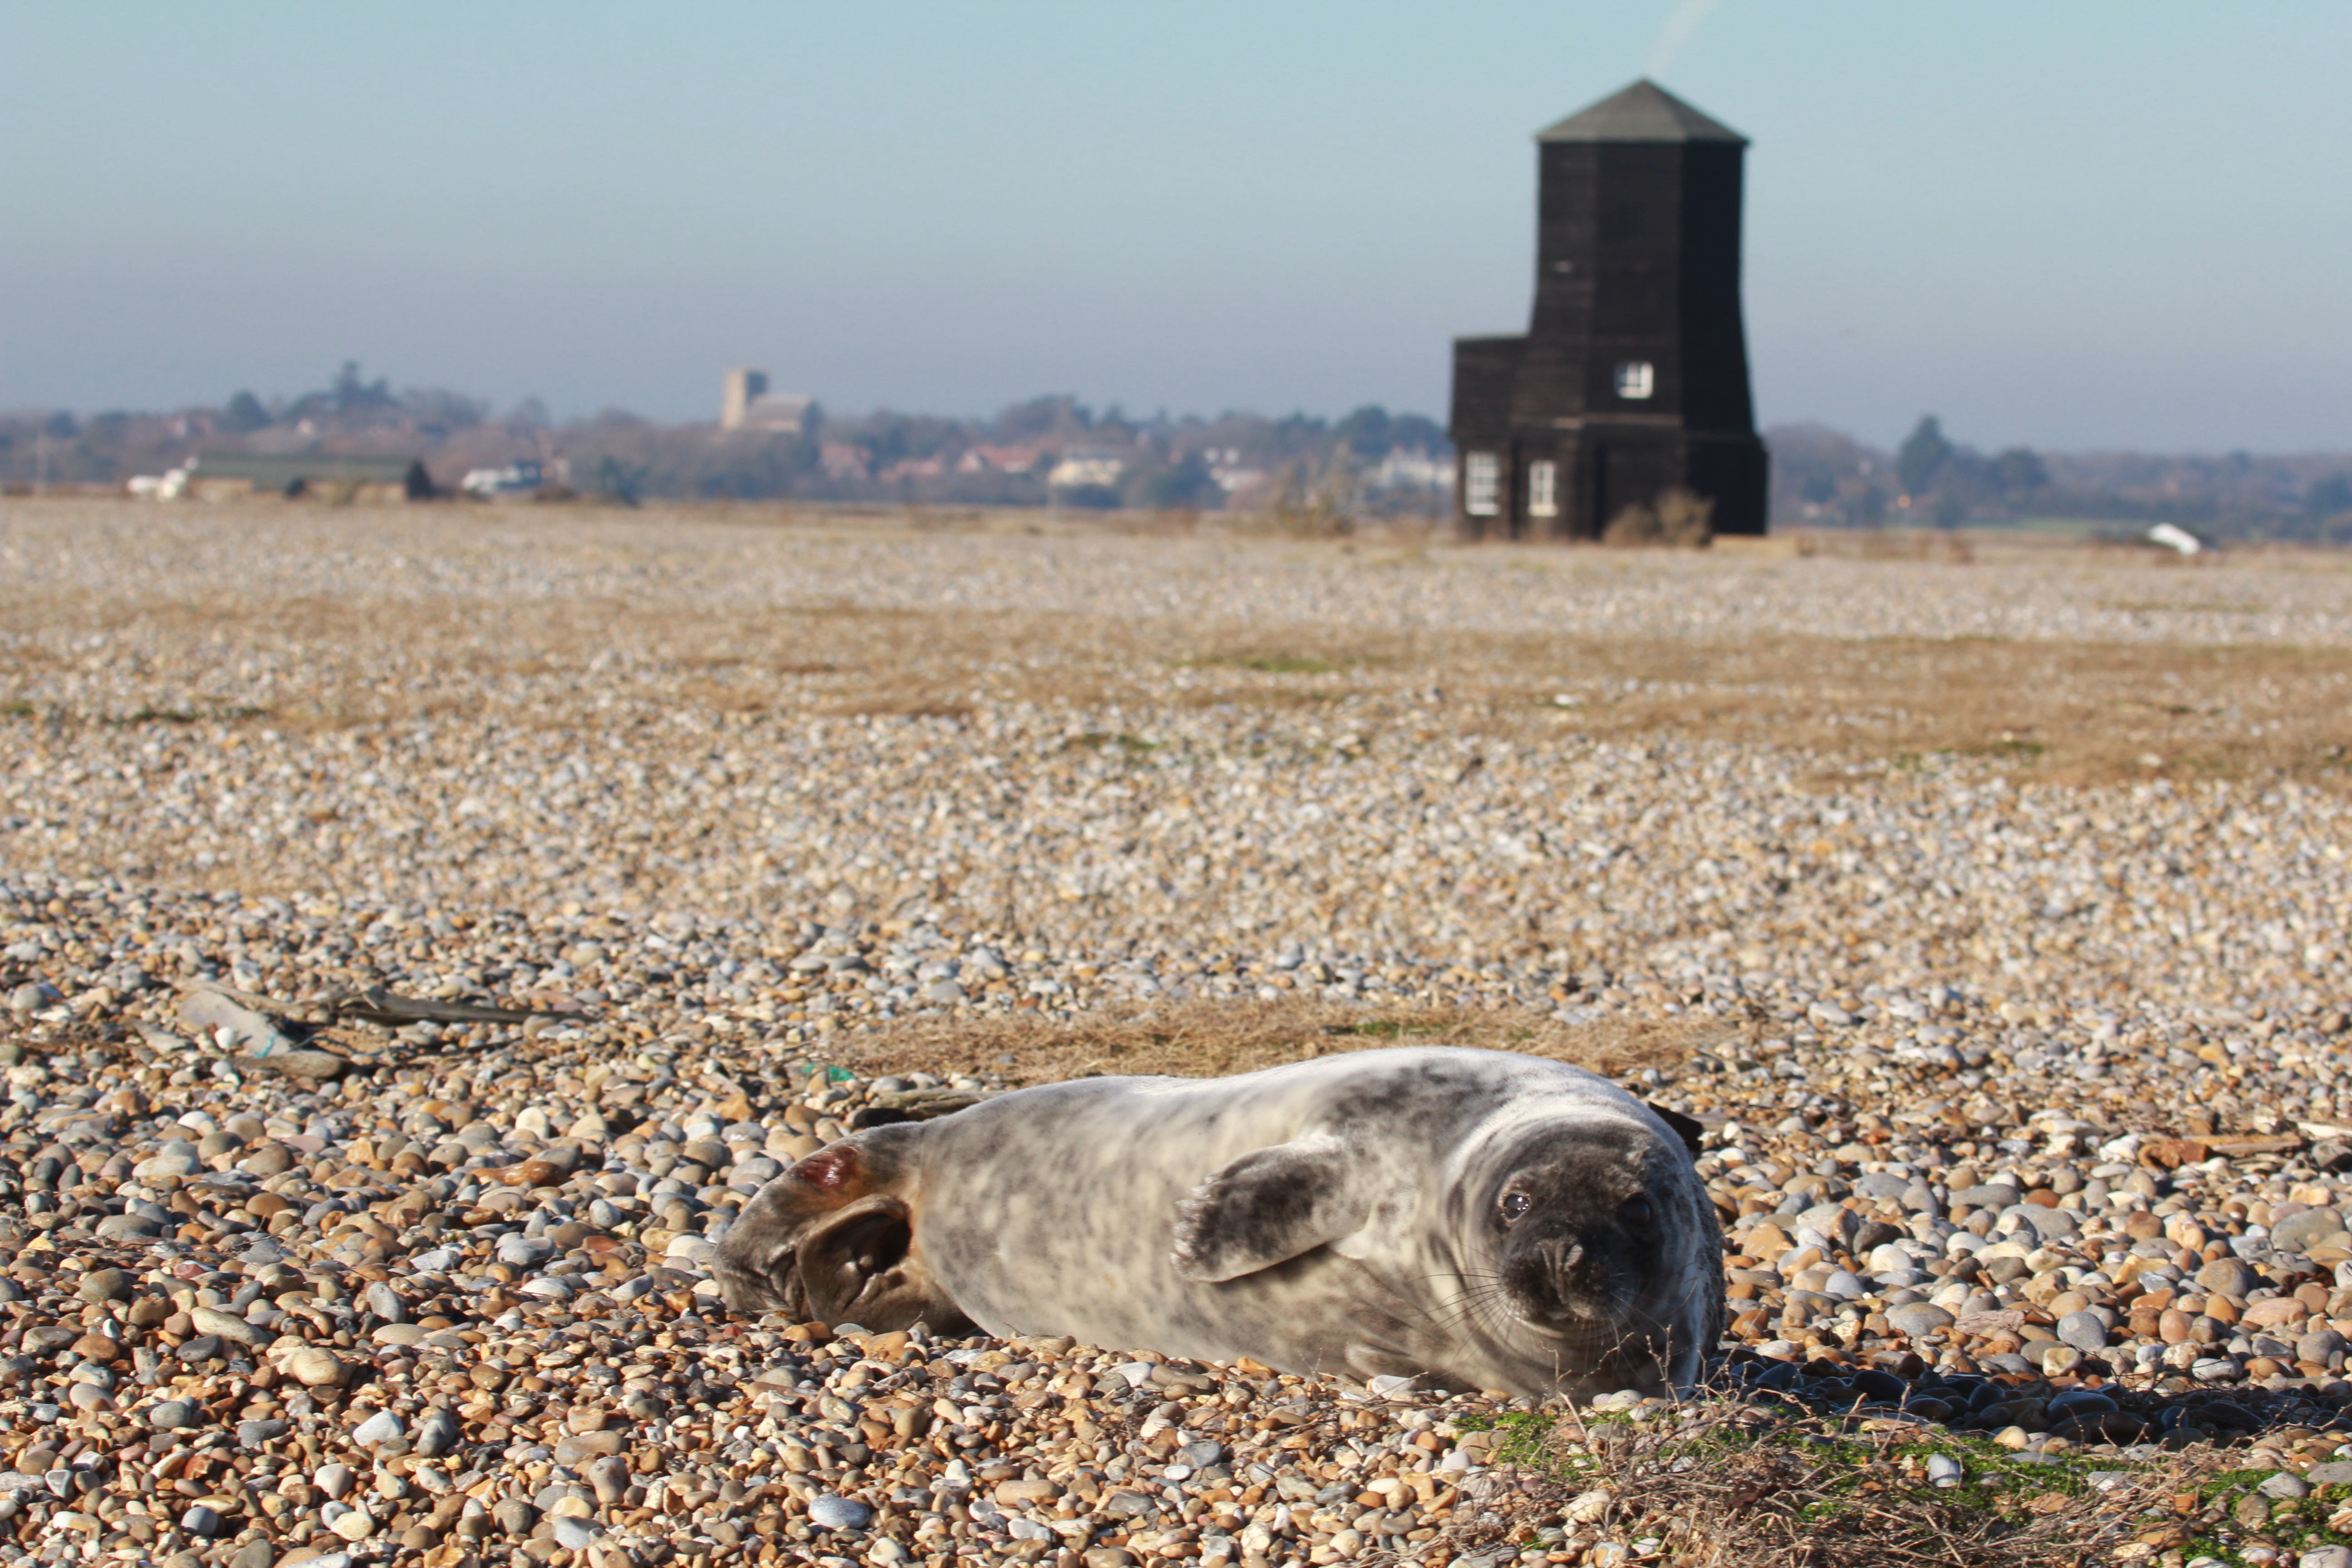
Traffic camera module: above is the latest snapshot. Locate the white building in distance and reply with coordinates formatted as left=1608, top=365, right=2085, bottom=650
left=721, top=368, right=813, bottom=434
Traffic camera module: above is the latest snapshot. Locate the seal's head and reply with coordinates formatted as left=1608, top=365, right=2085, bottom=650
left=1455, top=1102, right=1713, bottom=1389
left=1491, top=1126, right=1676, bottom=1324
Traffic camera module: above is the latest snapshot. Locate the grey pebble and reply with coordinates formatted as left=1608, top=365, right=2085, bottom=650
left=1886, top=1303, right=1953, bottom=1337
left=414, top=1407, right=460, bottom=1457
left=808, top=1494, right=873, bottom=1531
left=2057, top=1310, right=2110, bottom=1352
left=350, top=1409, right=402, bottom=1449
left=74, top=1269, right=128, bottom=1304
left=550, top=1517, right=602, bottom=1550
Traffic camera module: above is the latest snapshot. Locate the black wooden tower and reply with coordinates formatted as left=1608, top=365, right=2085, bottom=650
left=1450, top=79, right=1767, bottom=539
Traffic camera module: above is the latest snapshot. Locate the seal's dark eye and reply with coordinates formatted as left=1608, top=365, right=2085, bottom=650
left=1498, top=1192, right=1530, bottom=1224
left=1618, top=1195, right=1656, bottom=1228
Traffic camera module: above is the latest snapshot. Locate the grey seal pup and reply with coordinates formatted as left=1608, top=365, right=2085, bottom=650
left=715, top=1046, right=1722, bottom=1399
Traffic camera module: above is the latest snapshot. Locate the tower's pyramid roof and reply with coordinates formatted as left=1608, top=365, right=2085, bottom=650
left=1535, top=79, right=1746, bottom=145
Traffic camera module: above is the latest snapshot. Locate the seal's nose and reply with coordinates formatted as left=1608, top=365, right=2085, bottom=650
left=1535, top=1233, right=1585, bottom=1280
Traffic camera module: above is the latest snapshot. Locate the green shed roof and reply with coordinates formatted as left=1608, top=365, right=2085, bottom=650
left=191, top=453, right=428, bottom=487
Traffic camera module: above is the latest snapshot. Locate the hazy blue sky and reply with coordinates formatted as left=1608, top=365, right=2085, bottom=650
left=5, top=2, right=2347, bottom=449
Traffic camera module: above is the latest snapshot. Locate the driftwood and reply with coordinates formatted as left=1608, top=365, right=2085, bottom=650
left=166, top=978, right=570, bottom=1081
left=318, top=987, right=549, bottom=1027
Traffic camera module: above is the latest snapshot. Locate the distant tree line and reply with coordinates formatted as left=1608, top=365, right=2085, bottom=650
left=1770, top=416, right=2352, bottom=543
left=18, top=370, right=2351, bottom=543
left=0, top=365, right=1453, bottom=516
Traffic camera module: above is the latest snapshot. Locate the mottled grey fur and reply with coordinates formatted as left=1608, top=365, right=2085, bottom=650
left=715, top=1047, right=1723, bottom=1399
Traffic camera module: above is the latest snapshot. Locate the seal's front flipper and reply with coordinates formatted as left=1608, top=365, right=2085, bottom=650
left=1171, top=1135, right=1371, bottom=1282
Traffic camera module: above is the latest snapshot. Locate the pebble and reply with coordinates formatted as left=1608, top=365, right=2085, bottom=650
left=280, top=1345, right=348, bottom=1387
left=1887, top=1302, right=1953, bottom=1337
left=74, top=1268, right=126, bottom=1303
left=146, top=1399, right=198, bottom=1431
left=806, top=1494, right=873, bottom=1531
left=550, top=1515, right=602, bottom=1549
left=349, top=1409, right=402, bottom=1449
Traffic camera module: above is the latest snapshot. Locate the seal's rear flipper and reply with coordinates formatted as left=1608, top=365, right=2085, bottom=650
left=1171, top=1135, right=1372, bottom=1283
left=714, top=1147, right=859, bottom=1316
left=715, top=1138, right=972, bottom=1334
left=797, top=1195, right=974, bottom=1334
left=1642, top=1102, right=1706, bottom=1159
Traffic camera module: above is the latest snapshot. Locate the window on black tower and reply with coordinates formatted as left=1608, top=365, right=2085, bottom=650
left=1526, top=461, right=1559, bottom=519
left=1464, top=452, right=1501, bottom=517
left=1614, top=362, right=1655, bottom=400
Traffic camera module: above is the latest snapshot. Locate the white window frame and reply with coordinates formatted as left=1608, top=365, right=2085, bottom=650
left=1464, top=451, right=1501, bottom=517
left=1526, top=459, right=1559, bottom=519
left=1614, top=361, right=1656, bottom=400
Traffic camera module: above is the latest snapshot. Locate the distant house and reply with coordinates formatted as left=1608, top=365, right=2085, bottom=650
left=186, top=453, right=431, bottom=502
left=956, top=444, right=1044, bottom=475
left=880, top=456, right=947, bottom=483
left=460, top=461, right=545, bottom=499
left=720, top=368, right=813, bottom=434
left=1369, top=448, right=1455, bottom=492
left=1047, top=451, right=1127, bottom=490
left=818, top=443, right=872, bottom=480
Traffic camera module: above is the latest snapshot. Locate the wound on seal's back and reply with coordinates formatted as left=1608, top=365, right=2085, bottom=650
left=796, top=1147, right=859, bottom=1191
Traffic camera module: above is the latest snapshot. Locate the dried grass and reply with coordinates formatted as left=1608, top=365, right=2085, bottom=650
left=829, top=995, right=1724, bottom=1089
left=1434, top=1390, right=2287, bottom=1568
left=1782, top=529, right=1977, bottom=564
left=1602, top=488, right=1715, bottom=550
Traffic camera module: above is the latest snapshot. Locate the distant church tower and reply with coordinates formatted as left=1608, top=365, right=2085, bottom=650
left=1450, top=80, right=1767, bottom=539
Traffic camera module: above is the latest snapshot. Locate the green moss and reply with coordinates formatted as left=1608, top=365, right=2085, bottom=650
left=1321, top=1019, right=1446, bottom=1041
left=1068, top=731, right=1163, bottom=755
left=1187, top=652, right=1343, bottom=675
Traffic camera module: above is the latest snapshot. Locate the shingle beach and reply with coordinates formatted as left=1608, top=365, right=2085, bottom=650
left=6, top=501, right=2352, bottom=1567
